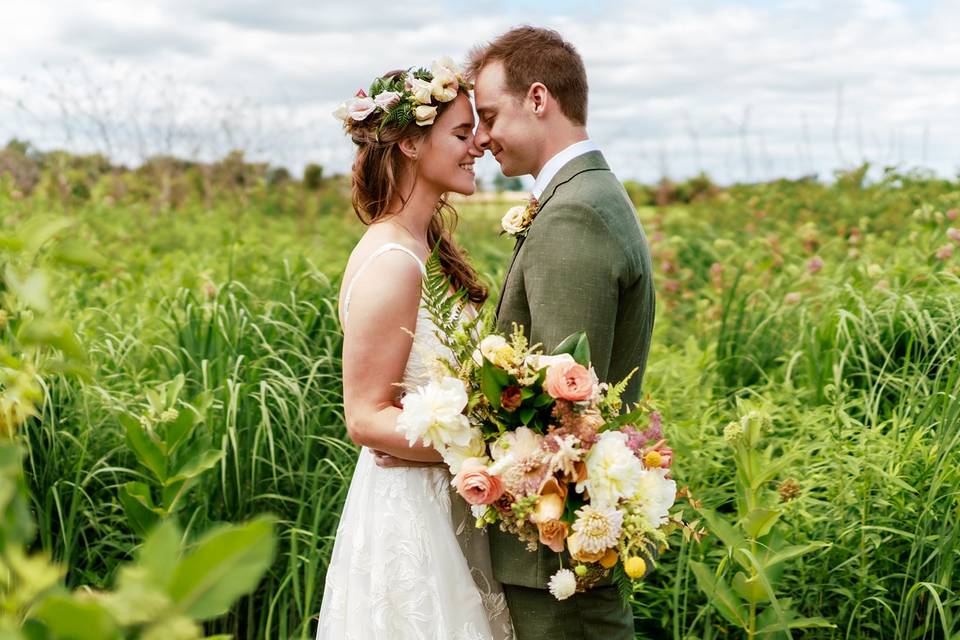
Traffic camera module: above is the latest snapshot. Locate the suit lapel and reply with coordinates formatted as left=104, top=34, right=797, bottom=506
left=495, top=234, right=526, bottom=318
left=494, top=151, right=611, bottom=321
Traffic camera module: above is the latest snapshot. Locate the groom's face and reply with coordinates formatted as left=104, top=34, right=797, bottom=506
left=473, top=61, right=538, bottom=178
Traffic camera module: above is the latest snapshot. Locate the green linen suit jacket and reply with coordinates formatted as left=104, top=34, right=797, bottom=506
left=491, top=150, right=657, bottom=590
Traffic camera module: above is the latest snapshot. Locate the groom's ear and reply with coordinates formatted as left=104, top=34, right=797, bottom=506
left=527, top=82, right=550, bottom=118
left=398, top=137, right=421, bottom=160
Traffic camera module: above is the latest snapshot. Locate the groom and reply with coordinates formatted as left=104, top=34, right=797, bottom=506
left=467, top=26, right=656, bottom=639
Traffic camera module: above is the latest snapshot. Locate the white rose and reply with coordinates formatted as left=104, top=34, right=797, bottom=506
left=348, top=97, right=376, bottom=121
left=501, top=205, right=527, bottom=235
left=409, top=77, right=433, bottom=104
left=331, top=101, right=350, bottom=122
left=524, top=352, right=576, bottom=371
left=396, top=376, right=472, bottom=448
left=430, top=68, right=459, bottom=103
left=415, top=104, right=438, bottom=126
left=373, top=91, right=401, bottom=111
left=478, top=335, right=507, bottom=363
left=577, top=430, right=645, bottom=508
left=440, top=427, right=488, bottom=475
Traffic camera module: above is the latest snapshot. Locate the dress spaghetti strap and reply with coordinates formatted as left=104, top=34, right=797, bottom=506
left=341, top=243, right=427, bottom=325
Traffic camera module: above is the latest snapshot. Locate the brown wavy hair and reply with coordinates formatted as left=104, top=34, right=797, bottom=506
left=346, top=71, right=488, bottom=305
left=465, top=26, right=588, bottom=126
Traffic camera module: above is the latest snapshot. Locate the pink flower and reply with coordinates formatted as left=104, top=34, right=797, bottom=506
left=807, top=256, right=824, bottom=275
left=947, top=228, right=960, bottom=243
left=784, top=292, right=802, bottom=305
left=935, top=244, right=954, bottom=261
left=454, top=458, right=505, bottom=505
left=348, top=97, right=376, bottom=121
left=544, top=361, right=594, bottom=402
left=947, top=209, right=959, bottom=221
left=373, top=91, right=401, bottom=110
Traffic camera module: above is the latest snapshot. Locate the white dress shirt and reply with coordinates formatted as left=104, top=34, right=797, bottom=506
left=530, top=139, right=600, bottom=200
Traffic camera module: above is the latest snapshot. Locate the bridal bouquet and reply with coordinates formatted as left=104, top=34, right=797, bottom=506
left=394, top=255, right=681, bottom=599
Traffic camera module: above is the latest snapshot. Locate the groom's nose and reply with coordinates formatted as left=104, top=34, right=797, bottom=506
left=474, top=123, right=491, bottom=151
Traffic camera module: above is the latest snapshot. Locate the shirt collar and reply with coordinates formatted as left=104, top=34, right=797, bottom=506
left=531, top=139, right=600, bottom=200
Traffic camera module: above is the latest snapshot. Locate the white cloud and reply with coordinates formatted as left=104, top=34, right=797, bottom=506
left=0, top=0, right=957, bottom=183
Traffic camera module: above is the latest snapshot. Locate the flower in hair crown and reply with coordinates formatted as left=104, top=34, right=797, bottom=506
left=333, top=56, right=470, bottom=131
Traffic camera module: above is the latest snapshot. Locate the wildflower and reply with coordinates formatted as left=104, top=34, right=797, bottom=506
left=778, top=478, right=800, bottom=502
left=784, top=292, right=802, bottom=305
left=807, top=256, right=824, bottom=275
left=948, top=228, right=960, bottom=243
left=723, top=421, right=743, bottom=443
left=935, top=244, right=954, bottom=261
left=548, top=568, right=577, bottom=600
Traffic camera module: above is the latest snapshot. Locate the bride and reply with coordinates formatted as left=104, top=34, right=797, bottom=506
left=316, top=59, right=514, bottom=639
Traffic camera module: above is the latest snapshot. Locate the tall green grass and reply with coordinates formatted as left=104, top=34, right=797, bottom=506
left=5, top=171, right=960, bottom=638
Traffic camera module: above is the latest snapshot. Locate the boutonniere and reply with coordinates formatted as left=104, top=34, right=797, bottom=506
left=501, top=196, right=539, bottom=239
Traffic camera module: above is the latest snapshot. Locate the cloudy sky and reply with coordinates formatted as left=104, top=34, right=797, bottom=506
left=1, top=0, right=957, bottom=185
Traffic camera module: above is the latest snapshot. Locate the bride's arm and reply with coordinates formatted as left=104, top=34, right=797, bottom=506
left=341, top=251, right=444, bottom=463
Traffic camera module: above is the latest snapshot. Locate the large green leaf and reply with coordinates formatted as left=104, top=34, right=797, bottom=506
left=743, top=508, right=781, bottom=539
left=166, top=448, right=224, bottom=485
left=552, top=331, right=591, bottom=366
left=120, top=414, right=167, bottom=482
left=163, top=409, right=196, bottom=455
left=119, top=482, right=160, bottom=536
left=688, top=561, right=747, bottom=628
left=699, top=507, right=748, bottom=553
left=733, top=570, right=769, bottom=603
left=168, top=516, right=276, bottom=620
left=480, top=360, right=504, bottom=410
left=33, top=595, right=119, bottom=640
left=766, top=542, right=830, bottom=568
left=139, top=520, right=181, bottom=589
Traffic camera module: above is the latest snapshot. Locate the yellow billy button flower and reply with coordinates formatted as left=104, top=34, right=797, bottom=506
left=624, top=556, right=646, bottom=579
left=643, top=450, right=662, bottom=469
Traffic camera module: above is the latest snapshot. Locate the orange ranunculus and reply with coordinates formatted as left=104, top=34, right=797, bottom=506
left=544, top=361, right=594, bottom=402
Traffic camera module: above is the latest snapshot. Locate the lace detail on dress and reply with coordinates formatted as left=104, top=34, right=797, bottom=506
left=317, top=261, right=514, bottom=640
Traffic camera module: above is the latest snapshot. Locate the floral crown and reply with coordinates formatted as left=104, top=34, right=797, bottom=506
left=332, top=56, right=470, bottom=132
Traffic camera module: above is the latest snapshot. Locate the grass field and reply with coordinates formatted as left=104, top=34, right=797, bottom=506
left=2, top=165, right=959, bottom=638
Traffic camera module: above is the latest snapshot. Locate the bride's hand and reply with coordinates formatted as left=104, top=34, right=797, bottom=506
left=372, top=450, right=443, bottom=468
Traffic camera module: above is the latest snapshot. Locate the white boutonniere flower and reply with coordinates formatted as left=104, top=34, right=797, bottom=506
left=501, top=197, right=539, bottom=238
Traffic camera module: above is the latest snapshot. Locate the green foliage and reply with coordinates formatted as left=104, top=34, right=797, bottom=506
left=2, top=166, right=960, bottom=637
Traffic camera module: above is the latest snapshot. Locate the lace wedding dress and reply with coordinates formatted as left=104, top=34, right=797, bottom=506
left=316, top=244, right=514, bottom=640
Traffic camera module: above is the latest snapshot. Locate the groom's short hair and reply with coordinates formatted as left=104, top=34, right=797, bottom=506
left=465, top=26, right=588, bottom=126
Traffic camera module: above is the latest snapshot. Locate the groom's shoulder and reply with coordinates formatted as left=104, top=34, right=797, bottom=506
left=549, top=168, right=640, bottom=234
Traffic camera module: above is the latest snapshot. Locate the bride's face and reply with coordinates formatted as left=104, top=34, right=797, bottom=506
left=417, top=93, right=482, bottom=196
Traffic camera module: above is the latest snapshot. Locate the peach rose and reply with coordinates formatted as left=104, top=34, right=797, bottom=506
left=454, top=457, right=504, bottom=505
left=531, top=477, right=568, bottom=552
left=544, top=361, right=594, bottom=401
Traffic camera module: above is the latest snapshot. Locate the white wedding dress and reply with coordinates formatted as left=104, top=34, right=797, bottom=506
left=316, top=243, right=514, bottom=640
